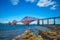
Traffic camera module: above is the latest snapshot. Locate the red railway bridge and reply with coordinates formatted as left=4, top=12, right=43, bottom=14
left=8, top=16, right=60, bottom=26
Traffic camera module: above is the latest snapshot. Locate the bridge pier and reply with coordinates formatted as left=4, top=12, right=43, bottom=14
left=47, top=19, right=49, bottom=26
left=42, top=19, right=44, bottom=26
left=53, top=18, right=56, bottom=25
left=37, top=18, right=40, bottom=26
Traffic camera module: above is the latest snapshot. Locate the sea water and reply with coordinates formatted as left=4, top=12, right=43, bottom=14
left=0, top=24, right=50, bottom=40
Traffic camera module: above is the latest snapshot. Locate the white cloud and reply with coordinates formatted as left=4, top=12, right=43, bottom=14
left=37, top=0, right=57, bottom=10
left=50, top=5, right=57, bottom=10
left=25, top=0, right=35, bottom=3
left=11, top=0, right=19, bottom=5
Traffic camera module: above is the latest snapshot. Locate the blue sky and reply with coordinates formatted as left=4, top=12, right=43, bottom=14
left=0, top=0, right=60, bottom=24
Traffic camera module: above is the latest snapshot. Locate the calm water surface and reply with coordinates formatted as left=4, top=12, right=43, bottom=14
left=0, top=24, right=50, bottom=40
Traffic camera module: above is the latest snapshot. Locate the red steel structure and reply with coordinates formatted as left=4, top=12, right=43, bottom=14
left=8, top=16, right=60, bottom=25
left=12, top=20, right=17, bottom=25
left=8, top=16, right=37, bottom=25
left=20, top=16, right=37, bottom=25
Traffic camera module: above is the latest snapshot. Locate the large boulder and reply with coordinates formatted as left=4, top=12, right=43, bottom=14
left=38, top=30, right=60, bottom=40
left=13, top=28, right=43, bottom=40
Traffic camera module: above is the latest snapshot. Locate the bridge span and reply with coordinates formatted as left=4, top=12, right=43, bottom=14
left=8, top=16, right=60, bottom=25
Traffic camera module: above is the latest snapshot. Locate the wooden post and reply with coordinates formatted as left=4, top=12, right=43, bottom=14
left=47, top=19, right=49, bottom=26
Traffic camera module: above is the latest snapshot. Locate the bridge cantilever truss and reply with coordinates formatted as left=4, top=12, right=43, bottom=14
left=20, top=16, right=37, bottom=25
left=8, top=16, right=60, bottom=25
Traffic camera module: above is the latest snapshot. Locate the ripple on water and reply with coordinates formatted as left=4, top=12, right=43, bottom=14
left=0, top=25, right=50, bottom=40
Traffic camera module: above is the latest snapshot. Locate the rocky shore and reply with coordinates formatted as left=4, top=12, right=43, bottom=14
left=47, top=26, right=60, bottom=32
left=12, top=28, right=60, bottom=40
left=38, top=30, right=60, bottom=40
left=12, top=29, right=43, bottom=40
